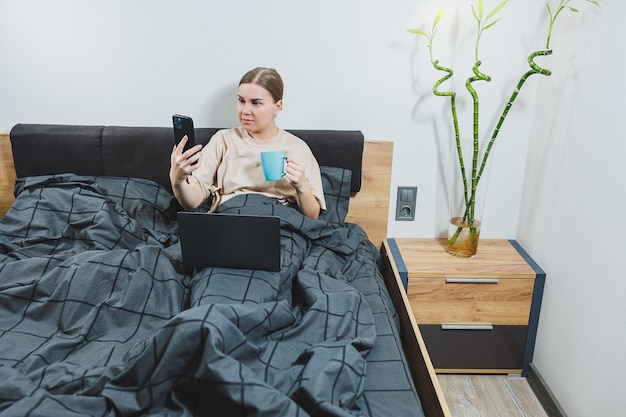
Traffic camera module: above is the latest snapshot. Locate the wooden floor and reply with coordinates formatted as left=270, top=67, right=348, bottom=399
left=438, top=374, right=549, bottom=417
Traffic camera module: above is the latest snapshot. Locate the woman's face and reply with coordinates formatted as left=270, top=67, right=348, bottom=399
left=237, top=83, right=282, bottom=139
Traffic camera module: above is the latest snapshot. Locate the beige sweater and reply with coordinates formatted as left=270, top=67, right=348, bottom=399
left=189, top=127, right=326, bottom=212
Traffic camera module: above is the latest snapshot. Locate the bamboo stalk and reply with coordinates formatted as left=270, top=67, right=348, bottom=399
left=476, top=50, right=553, bottom=183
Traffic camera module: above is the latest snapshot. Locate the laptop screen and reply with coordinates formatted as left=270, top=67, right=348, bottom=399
left=177, top=212, right=281, bottom=272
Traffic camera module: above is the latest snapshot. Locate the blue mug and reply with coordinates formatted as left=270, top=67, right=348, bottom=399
left=261, top=151, right=288, bottom=181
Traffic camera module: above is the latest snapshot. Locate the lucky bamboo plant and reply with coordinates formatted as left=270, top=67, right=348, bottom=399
left=408, top=0, right=599, bottom=256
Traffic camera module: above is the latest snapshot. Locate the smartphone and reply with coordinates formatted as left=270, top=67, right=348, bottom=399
left=172, top=114, right=196, bottom=152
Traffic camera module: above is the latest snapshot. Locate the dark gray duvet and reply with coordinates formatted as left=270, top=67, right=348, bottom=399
left=0, top=173, right=422, bottom=416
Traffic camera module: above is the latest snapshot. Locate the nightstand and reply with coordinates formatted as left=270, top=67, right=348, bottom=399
left=381, top=238, right=545, bottom=376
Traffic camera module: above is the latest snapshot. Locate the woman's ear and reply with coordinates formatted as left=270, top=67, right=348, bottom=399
left=275, top=99, right=283, bottom=115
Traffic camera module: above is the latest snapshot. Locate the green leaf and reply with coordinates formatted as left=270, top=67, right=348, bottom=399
left=483, top=18, right=502, bottom=31
left=546, top=3, right=553, bottom=18
left=486, top=0, right=508, bottom=21
left=433, top=6, right=446, bottom=27
left=471, top=4, right=479, bottom=22
left=566, top=6, right=580, bottom=13
left=407, top=28, right=428, bottom=36
left=478, top=0, right=484, bottom=18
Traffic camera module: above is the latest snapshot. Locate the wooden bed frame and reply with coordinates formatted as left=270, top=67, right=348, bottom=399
left=0, top=132, right=450, bottom=417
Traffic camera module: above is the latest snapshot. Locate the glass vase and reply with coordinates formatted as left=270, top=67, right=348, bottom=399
left=447, top=216, right=481, bottom=257
left=446, top=138, right=491, bottom=258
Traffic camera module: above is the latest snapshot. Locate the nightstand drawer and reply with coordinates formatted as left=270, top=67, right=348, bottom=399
left=420, top=324, right=527, bottom=372
left=407, top=277, right=533, bottom=325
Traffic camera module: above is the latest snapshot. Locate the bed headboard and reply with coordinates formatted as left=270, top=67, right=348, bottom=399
left=0, top=125, right=392, bottom=246
left=9, top=124, right=365, bottom=193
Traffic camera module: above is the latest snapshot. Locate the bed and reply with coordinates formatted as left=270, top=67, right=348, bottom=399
left=0, top=124, right=449, bottom=417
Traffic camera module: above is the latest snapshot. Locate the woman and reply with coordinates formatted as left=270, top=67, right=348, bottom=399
left=169, top=67, right=326, bottom=219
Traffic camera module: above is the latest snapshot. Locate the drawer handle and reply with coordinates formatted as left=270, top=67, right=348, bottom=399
left=441, top=324, right=494, bottom=331
left=445, top=278, right=499, bottom=284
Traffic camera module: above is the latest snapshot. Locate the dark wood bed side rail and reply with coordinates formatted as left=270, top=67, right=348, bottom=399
left=381, top=240, right=452, bottom=417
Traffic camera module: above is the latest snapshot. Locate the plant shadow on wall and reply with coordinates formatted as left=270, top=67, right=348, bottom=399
left=407, top=0, right=599, bottom=258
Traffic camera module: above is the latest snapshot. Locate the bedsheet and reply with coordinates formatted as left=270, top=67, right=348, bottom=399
left=0, top=174, right=422, bottom=416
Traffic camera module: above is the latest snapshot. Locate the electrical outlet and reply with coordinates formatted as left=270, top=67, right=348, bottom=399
left=396, top=186, right=417, bottom=221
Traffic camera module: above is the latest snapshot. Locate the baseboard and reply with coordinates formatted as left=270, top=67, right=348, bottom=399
left=527, top=363, right=567, bottom=417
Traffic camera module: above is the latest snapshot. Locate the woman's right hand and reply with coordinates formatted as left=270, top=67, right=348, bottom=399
left=169, top=136, right=202, bottom=185
left=169, top=136, right=205, bottom=210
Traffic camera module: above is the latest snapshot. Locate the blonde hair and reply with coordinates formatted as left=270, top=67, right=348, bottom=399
left=239, top=67, right=284, bottom=103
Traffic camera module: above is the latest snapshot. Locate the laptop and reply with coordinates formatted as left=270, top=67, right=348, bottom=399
left=177, top=212, right=282, bottom=272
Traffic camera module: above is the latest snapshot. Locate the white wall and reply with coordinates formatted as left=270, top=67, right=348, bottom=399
left=1, top=0, right=622, bottom=414
left=0, top=0, right=539, bottom=239
left=517, top=1, right=626, bottom=416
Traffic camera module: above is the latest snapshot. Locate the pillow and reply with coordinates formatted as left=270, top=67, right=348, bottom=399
left=318, top=166, right=352, bottom=224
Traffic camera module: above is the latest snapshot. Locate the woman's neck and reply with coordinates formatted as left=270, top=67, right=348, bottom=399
left=246, top=125, right=279, bottom=141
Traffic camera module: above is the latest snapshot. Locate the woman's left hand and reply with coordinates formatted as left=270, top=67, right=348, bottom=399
left=284, top=157, right=321, bottom=219
left=284, top=158, right=308, bottom=192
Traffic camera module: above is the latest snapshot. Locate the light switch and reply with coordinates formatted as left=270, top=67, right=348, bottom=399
left=401, top=188, right=414, bottom=202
